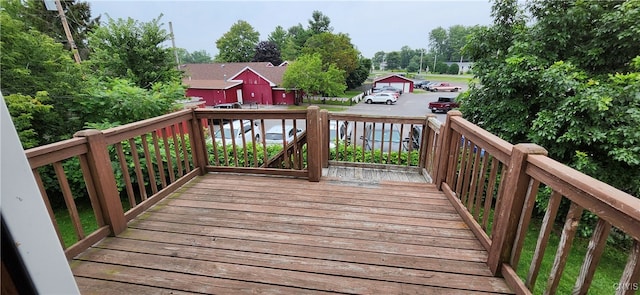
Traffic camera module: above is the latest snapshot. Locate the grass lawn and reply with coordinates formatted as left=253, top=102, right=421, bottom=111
left=516, top=220, right=626, bottom=294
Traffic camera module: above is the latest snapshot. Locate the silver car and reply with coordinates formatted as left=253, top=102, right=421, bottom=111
left=362, top=123, right=406, bottom=152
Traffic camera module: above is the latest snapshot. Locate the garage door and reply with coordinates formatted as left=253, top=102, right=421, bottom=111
left=390, top=83, right=410, bottom=93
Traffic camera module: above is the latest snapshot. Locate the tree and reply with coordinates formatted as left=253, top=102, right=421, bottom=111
left=444, top=25, right=471, bottom=62
left=460, top=0, right=640, bottom=198
left=346, top=57, right=372, bottom=89
left=372, top=51, right=385, bottom=70
left=1, top=10, right=86, bottom=144
left=80, top=78, right=183, bottom=126
left=268, top=25, right=288, bottom=52
left=282, top=53, right=345, bottom=100
left=86, top=15, right=181, bottom=89
left=252, top=41, right=283, bottom=66
left=215, top=20, right=259, bottom=62
left=399, top=46, right=413, bottom=69
left=308, top=10, right=333, bottom=34
left=428, top=27, right=447, bottom=66
left=177, top=48, right=212, bottom=64
left=301, top=32, right=359, bottom=78
left=4, top=0, right=100, bottom=60
left=385, top=52, right=401, bottom=70
left=281, top=24, right=309, bottom=61
left=4, top=92, right=53, bottom=149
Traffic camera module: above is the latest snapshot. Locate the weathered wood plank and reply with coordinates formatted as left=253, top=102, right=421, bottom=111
left=93, top=238, right=512, bottom=293
left=73, top=261, right=330, bottom=295
left=154, top=206, right=476, bottom=240
left=76, top=249, right=493, bottom=294
left=145, top=211, right=484, bottom=250
left=129, top=220, right=486, bottom=262
left=119, top=228, right=492, bottom=276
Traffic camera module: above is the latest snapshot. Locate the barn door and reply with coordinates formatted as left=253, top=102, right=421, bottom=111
left=236, top=89, right=243, bottom=104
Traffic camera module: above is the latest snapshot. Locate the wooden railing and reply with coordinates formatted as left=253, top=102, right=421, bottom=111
left=24, top=107, right=323, bottom=259
left=192, top=107, right=320, bottom=180
left=435, top=111, right=640, bottom=294
left=319, top=112, right=441, bottom=180
left=26, top=109, right=201, bottom=259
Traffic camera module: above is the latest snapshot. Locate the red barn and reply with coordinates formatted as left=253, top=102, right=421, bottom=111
left=181, top=63, right=295, bottom=106
left=373, top=74, right=415, bottom=93
left=183, top=80, right=243, bottom=106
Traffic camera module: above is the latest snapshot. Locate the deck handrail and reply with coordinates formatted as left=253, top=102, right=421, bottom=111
left=437, top=111, right=640, bottom=294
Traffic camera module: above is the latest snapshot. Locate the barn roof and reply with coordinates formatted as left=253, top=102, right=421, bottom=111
left=373, top=74, right=414, bottom=83
left=180, top=62, right=274, bottom=80
left=182, top=79, right=242, bottom=90
left=180, top=62, right=287, bottom=87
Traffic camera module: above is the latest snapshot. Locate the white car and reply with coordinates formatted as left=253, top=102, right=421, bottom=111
left=264, top=125, right=304, bottom=145
left=214, top=120, right=260, bottom=145
left=364, top=92, right=397, bottom=105
left=328, top=120, right=352, bottom=149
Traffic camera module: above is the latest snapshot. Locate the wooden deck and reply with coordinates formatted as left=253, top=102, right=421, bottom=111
left=70, top=172, right=514, bottom=294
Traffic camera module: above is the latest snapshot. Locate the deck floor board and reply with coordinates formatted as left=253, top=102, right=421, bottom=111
left=71, top=171, right=514, bottom=294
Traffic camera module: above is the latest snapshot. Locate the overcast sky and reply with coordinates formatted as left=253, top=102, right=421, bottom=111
left=87, top=0, right=494, bottom=59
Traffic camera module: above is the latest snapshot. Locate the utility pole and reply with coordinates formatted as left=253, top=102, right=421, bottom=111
left=48, top=0, right=81, bottom=63
left=169, top=21, right=180, bottom=70
left=419, top=49, right=424, bottom=75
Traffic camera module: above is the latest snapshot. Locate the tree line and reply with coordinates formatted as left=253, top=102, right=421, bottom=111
left=214, top=11, right=371, bottom=98
left=371, top=25, right=475, bottom=73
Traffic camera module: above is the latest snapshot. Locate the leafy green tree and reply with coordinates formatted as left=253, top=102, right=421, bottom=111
left=268, top=25, right=288, bottom=52
left=308, top=10, right=333, bottom=34
left=346, top=57, right=371, bottom=89
left=429, top=26, right=447, bottom=65
left=215, top=20, right=259, bottom=62
left=301, top=32, right=359, bottom=78
left=1, top=10, right=86, bottom=144
left=281, top=24, right=309, bottom=61
left=86, top=15, right=181, bottom=89
left=461, top=0, right=640, bottom=198
left=4, top=92, right=53, bottom=148
left=80, top=78, right=183, bottom=126
left=372, top=51, right=385, bottom=70
left=252, top=41, right=283, bottom=65
left=176, top=48, right=212, bottom=64
left=445, top=25, right=471, bottom=62
left=282, top=53, right=346, bottom=100
left=4, top=0, right=100, bottom=60
left=385, top=52, right=401, bottom=70
left=399, top=46, right=413, bottom=69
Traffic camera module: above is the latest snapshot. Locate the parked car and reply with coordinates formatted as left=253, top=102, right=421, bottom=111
left=213, top=102, right=241, bottom=109
left=210, top=102, right=242, bottom=124
left=328, top=120, right=352, bottom=148
left=424, top=82, right=440, bottom=90
left=361, top=123, right=407, bottom=152
left=371, top=87, right=384, bottom=93
left=413, top=80, right=430, bottom=89
left=381, top=85, right=403, bottom=95
left=363, top=93, right=397, bottom=105
left=428, top=82, right=460, bottom=92
left=428, top=97, right=459, bottom=113
left=214, top=120, right=261, bottom=145
left=264, top=125, right=304, bottom=145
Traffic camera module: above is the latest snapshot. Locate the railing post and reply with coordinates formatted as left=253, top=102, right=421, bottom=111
left=418, top=115, right=430, bottom=169
left=190, top=109, right=208, bottom=175
left=320, top=109, right=329, bottom=168
left=306, top=106, right=321, bottom=182
left=488, top=143, right=547, bottom=275
left=74, top=129, right=127, bottom=235
left=435, top=110, right=462, bottom=189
